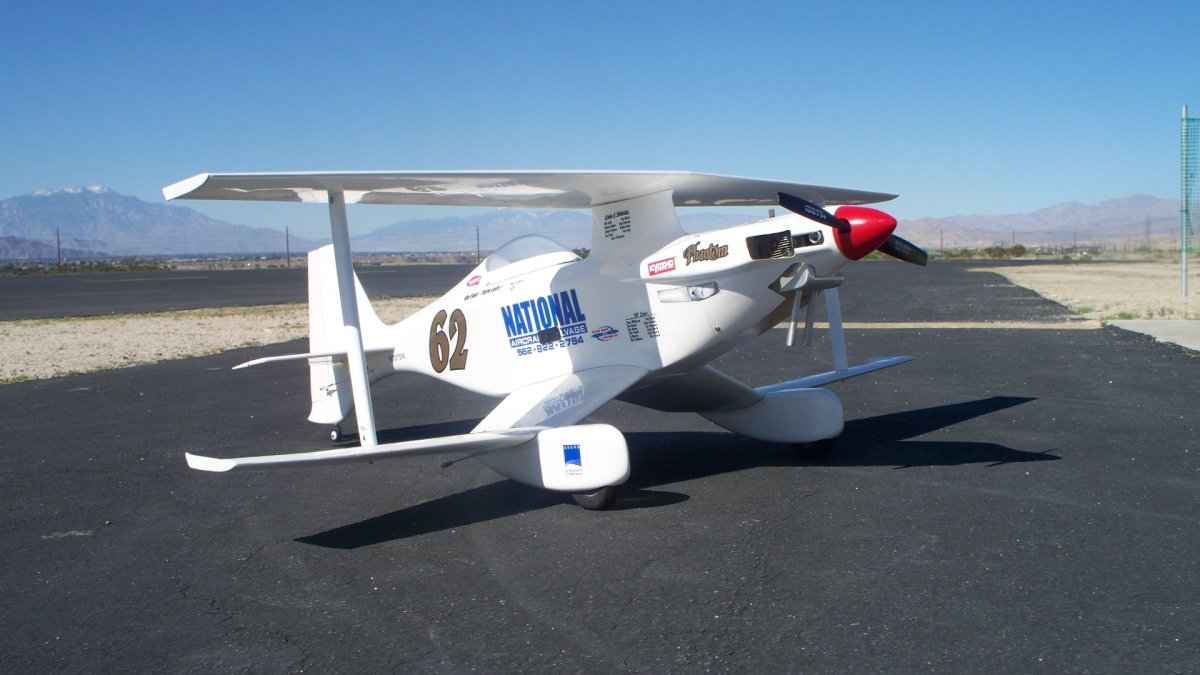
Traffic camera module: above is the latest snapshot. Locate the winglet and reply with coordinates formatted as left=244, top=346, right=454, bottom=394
left=185, top=452, right=237, bottom=472
left=163, top=173, right=211, bottom=201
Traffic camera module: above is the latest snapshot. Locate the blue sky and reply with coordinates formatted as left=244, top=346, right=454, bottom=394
left=2, top=0, right=1198, bottom=238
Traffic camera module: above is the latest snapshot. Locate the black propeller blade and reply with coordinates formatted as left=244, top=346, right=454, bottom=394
left=779, top=191, right=928, bottom=265
left=878, top=234, right=928, bottom=266
left=777, top=192, right=851, bottom=233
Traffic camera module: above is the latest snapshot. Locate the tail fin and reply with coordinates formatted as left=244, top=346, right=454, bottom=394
left=306, top=244, right=389, bottom=425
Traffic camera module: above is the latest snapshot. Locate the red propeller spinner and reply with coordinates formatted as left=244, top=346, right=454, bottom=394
left=777, top=193, right=928, bottom=266
left=830, top=206, right=897, bottom=261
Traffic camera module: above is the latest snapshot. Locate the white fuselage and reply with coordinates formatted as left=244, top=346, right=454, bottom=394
left=379, top=212, right=851, bottom=398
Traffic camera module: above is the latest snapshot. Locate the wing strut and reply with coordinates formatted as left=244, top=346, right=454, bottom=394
left=327, top=189, right=377, bottom=447
left=778, top=285, right=910, bottom=388
left=825, top=287, right=848, bottom=371
left=791, top=285, right=851, bottom=371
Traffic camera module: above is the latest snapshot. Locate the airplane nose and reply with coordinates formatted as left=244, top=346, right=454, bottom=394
left=830, top=206, right=897, bottom=261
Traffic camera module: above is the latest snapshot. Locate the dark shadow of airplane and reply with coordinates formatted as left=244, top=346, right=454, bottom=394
left=298, top=396, right=1055, bottom=549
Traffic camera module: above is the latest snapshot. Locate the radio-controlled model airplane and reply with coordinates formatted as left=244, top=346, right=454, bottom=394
left=164, top=171, right=926, bottom=509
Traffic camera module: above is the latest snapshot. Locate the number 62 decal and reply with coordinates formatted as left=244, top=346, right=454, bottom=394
left=429, top=308, right=468, bottom=372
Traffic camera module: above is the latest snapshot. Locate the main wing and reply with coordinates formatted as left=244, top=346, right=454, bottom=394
left=184, top=428, right=541, bottom=472
left=164, top=169, right=897, bottom=273
left=164, top=170, right=896, bottom=209
left=184, top=365, right=647, bottom=491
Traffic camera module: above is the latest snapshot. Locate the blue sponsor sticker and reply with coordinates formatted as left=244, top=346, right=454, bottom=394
left=563, top=444, right=582, bottom=475
left=591, top=325, right=619, bottom=341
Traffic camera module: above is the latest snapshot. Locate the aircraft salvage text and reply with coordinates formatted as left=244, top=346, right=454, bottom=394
left=501, top=288, right=589, bottom=355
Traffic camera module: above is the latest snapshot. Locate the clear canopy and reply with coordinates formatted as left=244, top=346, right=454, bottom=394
left=484, top=235, right=579, bottom=271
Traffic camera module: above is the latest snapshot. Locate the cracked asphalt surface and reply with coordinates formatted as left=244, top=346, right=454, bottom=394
left=2, top=261, right=1198, bottom=672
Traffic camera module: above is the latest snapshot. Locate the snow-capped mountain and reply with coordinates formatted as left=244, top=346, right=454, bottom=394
left=0, top=187, right=317, bottom=256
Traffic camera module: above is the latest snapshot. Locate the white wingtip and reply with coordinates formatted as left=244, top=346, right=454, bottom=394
left=185, top=452, right=237, bottom=472
left=163, top=173, right=211, bottom=201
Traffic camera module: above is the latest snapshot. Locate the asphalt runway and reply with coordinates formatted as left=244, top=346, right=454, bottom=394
left=2, top=262, right=1198, bottom=672
left=0, top=264, right=474, bottom=320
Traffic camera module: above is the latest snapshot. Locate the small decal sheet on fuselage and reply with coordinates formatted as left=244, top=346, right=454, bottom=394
left=602, top=209, right=632, bottom=241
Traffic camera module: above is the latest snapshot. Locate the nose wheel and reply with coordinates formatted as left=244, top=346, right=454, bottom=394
left=329, top=425, right=343, bottom=442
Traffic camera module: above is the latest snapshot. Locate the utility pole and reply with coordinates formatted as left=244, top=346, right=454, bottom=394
left=56, top=227, right=62, bottom=273
left=1183, top=104, right=1197, bottom=296
left=476, top=225, right=481, bottom=263
left=286, top=227, right=291, bottom=268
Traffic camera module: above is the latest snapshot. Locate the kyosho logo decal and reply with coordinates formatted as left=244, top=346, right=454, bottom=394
left=500, top=288, right=588, bottom=349
left=647, top=257, right=676, bottom=276
left=682, top=242, right=729, bottom=265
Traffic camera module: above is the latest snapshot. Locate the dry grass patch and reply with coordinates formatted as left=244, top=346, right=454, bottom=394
left=1, top=297, right=431, bottom=383
left=981, top=261, right=1200, bottom=321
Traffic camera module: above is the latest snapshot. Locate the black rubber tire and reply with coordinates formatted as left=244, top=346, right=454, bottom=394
left=572, top=485, right=620, bottom=510
left=329, top=426, right=343, bottom=442
left=795, top=438, right=834, bottom=461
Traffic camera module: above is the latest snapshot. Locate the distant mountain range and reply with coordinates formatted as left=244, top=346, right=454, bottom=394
left=0, top=187, right=318, bottom=258
left=0, top=186, right=1184, bottom=259
left=0, top=235, right=105, bottom=260
left=896, top=195, right=1181, bottom=249
left=353, top=210, right=591, bottom=252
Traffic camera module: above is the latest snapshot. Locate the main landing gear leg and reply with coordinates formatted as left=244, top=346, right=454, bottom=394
left=572, top=485, right=620, bottom=511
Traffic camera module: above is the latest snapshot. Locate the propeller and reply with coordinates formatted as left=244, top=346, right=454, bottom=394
left=878, top=233, right=928, bottom=266
left=777, top=192, right=850, bottom=233
left=778, top=192, right=928, bottom=266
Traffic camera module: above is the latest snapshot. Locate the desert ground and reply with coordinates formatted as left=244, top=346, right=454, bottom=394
left=0, top=297, right=431, bottom=383
left=2, top=259, right=1198, bottom=383
left=987, top=260, right=1200, bottom=321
